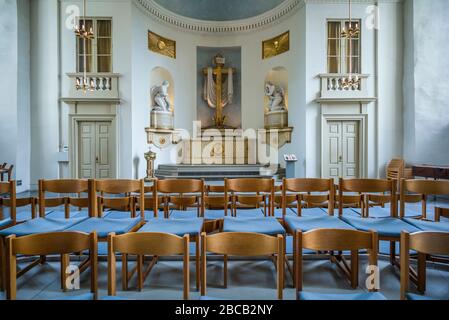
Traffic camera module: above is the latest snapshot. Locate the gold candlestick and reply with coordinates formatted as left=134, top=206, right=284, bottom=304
left=144, top=148, right=157, bottom=181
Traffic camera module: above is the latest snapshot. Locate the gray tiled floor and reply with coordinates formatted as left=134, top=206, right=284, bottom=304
left=1, top=255, right=448, bottom=300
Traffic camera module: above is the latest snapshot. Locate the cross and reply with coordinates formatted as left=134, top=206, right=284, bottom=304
left=202, top=55, right=236, bottom=128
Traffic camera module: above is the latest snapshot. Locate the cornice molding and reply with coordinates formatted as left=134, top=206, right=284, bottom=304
left=133, top=0, right=304, bottom=35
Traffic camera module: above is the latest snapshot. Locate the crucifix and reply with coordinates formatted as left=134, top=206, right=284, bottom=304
left=202, top=54, right=236, bottom=128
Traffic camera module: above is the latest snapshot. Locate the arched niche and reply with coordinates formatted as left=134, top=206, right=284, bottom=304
left=150, top=66, right=175, bottom=109
left=149, top=67, right=175, bottom=130
left=264, top=66, right=288, bottom=129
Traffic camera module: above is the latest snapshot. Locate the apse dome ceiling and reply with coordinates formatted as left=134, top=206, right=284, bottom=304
left=152, top=0, right=286, bottom=21
left=134, top=0, right=303, bottom=34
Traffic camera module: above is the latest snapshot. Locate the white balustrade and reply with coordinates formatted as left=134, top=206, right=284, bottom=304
left=66, top=73, right=120, bottom=100
left=319, top=73, right=370, bottom=100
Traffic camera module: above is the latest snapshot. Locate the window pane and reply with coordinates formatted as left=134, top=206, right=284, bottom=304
left=97, top=56, right=111, bottom=72
left=97, top=38, right=111, bottom=55
left=77, top=38, right=92, bottom=55
left=328, top=57, right=340, bottom=73
left=328, top=39, right=340, bottom=56
left=346, top=56, right=359, bottom=74
left=78, top=55, right=92, bottom=72
left=328, top=22, right=341, bottom=38
left=97, top=20, right=111, bottom=37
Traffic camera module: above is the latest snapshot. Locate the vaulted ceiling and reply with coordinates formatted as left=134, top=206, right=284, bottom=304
left=153, top=0, right=286, bottom=21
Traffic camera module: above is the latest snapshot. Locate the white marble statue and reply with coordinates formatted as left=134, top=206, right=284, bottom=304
left=265, top=82, right=286, bottom=112
left=151, top=80, right=172, bottom=112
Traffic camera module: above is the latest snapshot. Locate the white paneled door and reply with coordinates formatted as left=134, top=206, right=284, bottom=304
left=323, top=120, right=359, bottom=180
left=78, top=121, right=113, bottom=179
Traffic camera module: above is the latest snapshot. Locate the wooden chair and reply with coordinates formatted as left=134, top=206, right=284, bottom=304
left=5, top=231, right=97, bottom=300
left=223, top=178, right=284, bottom=236
left=0, top=181, right=16, bottom=229
left=272, top=184, right=297, bottom=218
left=66, top=179, right=145, bottom=240
left=0, top=181, right=16, bottom=291
left=225, top=179, right=271, bottom=218
left=200, top=232, right=284, bottom=300
left=401, top=231, right=449, bottom=299
left=399, top=179, right=449, bottom=266
left=338, top=178, right=421, bottom=270
left=0, top=165, right=13, bottom=182
left=107, top=232, right=190, bottom=299
left=139, top=179, right=204, bottom=290
left=203, top=185, right=230, bottom=232
left=282, top=179, right=354, bottom=283
left=295, top=228, right=386, bottom=300
left=4, top=197, right=37, bottom=222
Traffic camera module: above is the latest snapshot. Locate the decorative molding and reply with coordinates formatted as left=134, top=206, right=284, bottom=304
left=263, top=31, right=290, bottom=59
left=148, top=31, right=176, bottom=59
left=133, top=0, right=304, bottom=35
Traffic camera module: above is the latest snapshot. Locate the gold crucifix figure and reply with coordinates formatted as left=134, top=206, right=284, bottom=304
left=202, top=54, right=236, bottom=128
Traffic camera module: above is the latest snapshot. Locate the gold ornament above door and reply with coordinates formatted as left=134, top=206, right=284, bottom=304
left=262, top=31, right=289, bottom=59
left=148, top=31, right=176, bottom=59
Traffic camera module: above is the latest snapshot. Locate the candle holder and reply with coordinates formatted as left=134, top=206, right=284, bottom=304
left=144, top=148, right=157, bottom=182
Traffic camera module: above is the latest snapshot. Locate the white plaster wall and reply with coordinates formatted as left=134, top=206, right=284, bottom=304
left=0, top=0, right=18, bottom=181
left=305, top=2, right=403, bottom=178
left=377, top=2, right=404, bottom=177
left=30, top=0, right=60, bottom=188
left=59, top=0, right=133, bottom=179
left=403, top=0, right=449, bottom=165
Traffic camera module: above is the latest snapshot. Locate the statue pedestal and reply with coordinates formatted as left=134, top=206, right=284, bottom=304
left=150, top=110, right=174, bottom=130
left=265, top=110, right=288, bottom=129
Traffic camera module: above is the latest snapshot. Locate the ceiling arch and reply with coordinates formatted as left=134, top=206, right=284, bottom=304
left=152, top=0, right=286, bottom=21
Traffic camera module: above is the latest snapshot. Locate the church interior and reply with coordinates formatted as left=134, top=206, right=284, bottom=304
left=0, top=0, right=449, bottom=302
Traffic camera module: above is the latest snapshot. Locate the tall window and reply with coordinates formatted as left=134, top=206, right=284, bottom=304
left=76, top=18, right=112, bottom=73
left=327, top=20, right=360, bottom=74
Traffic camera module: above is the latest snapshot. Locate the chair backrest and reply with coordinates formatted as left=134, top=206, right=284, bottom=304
left=155, top=179, right=204, bottom=218
left=295, top=229, right=378, bottom=292
left=107, top=232, right=189, bottom=299
left=1, top=197, right=37, bottom=221
left=38, top=179, right=90, bottom=218
left=6, top=231, right=98, bottom=300
left=282, top=178, right=334, bottom=217
left=400, top=231, right=449, bottom=299
left=0, top=181, right=16, bottom=223
left=224, top=178, right=274, bottom=217
left=400, top=179, right=449, bottom=221
left=200, top=232, right=284, bottom=299
left=339, top=178, right=395, bottom=217
left=93, top=179, right=144, bottom=219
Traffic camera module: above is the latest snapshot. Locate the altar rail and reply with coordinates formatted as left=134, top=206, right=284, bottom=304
left=66, top=73, right=120, bottom=100
left=319, top=73, right=370, bottom=99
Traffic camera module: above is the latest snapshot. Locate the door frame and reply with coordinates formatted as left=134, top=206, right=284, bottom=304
left=69, top=115, right=118, bottom=179
left=321, top=114, right=367, bottom=179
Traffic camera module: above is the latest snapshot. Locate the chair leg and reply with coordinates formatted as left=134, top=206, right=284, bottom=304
left=389, top=241, right=396, bottom=265
left=0, top=239, right=5, bottom=291
left=60, top=254, right=70, bottom=291
left=417, top=253, right=426, bottom=294
left=122, top=254, right=128, bottom=291
left=137, top=255, right=143, bottom=292
left=223, top=254, right=228, bottom=288
left=195, top=237, right=200, bottom=291
left=350, top=250, right=359, bottom=289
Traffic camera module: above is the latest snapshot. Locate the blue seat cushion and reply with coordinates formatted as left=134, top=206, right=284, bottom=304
left=103, top=210, right=134, bottom=219
left=223, top=217, right=285, bottom=235
left=199, top=296, right=226, bottom=300
left=360, top=207, right=422, bottom=219
left=234, top=208, right=265, bottom=218
left=0, top=218, right=13, bottom=229
left=66, top=217, right=142, bottom=238
left=274, top=208, right=325, bottom=218
left=341, top=216, right=420, bottom=238
left=101, top=295, right=129, bottom=300
left=285, top=215, right=355, bottom=233
left=138, top=218, right=203, bottom=237
left=298, top=291, right=387, bottom=300
left=54, top=293, right=95, bottom=300
left=334, top=208, right=361, bottom=217
left=403, top=218, right=449, bottom=232
left=170, top=210, right=200, bottom=220
left=204, top=209, right=225, bottom=220
left=46, top=209, right=90, bottom=219
left=0, top=217, right=87, bottom=237
left=406, top=293, right=439, bottom=300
